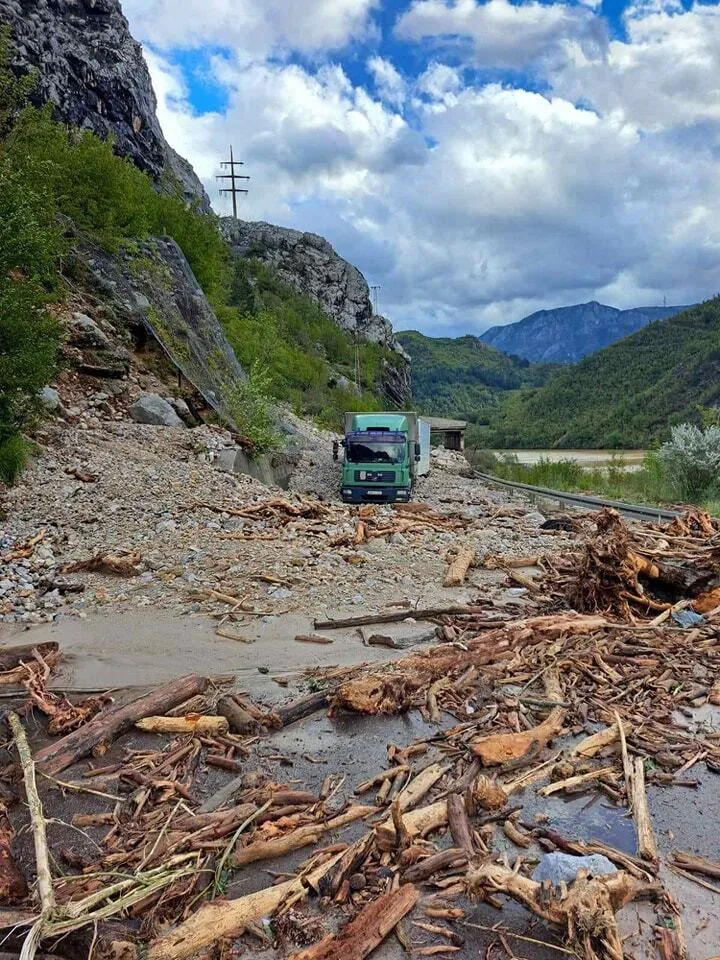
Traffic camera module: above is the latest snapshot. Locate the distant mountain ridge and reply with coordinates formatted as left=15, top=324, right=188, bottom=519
left=481, top=301, right=691, bottom=363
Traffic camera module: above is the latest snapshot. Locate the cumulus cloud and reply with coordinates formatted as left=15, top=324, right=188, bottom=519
left=133, top=1, right=720, bottom=334
left=122, top=0, right=378, bottom=58
left=367, top=56, right=407, bottom=108
left=395, top=0, right=605, bottom=71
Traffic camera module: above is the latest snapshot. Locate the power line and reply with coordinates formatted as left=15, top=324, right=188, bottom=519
left=216, top=146, right=249, bottom=218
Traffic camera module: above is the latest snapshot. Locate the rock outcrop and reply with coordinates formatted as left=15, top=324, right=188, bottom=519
left=73, top=236, right=246, bottom=427
left=221, top=218, right=411, bottom=404
left=0, top=0, right=209, bottom=210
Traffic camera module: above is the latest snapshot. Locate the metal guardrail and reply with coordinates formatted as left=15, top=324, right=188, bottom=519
left=472, top=471, right=681, bottom=523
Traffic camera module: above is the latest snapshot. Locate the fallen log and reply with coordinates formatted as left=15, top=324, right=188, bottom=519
left=216, top=695, right=256, bottom=734
left=231, top=805, right=375, bottom=867
left=376, top=801, right=448, bottom=852
left=539, top=766, right=616, bottom=797
left=446, top=794, right=474, bottom=854
left=288, top=883, right=419, bottom=960
left=135, top=716, right=228, bottom=736
left=394, top=763, right=450, bottom=812
left=402, top=848, right=467, bottom=883
left=443, top=548, right=475, bottom=588
left=147, top=849, right=345, bottom=960
left=572, top=723, right=626, bottom=759
left=295, top=635, right=334, bottom=645
left=321, top=833, right=374, bottom=899
left=274, top=690, right=333, bottom=727
left=631, top=757, right=658, bottom=862
left=471, top=708, right=566, bottom=766
left=33, top=675, right=210, bottom=776
left=466, top=861, right=647, bottom=960
left=314, top=607, right=476, bottom=630
left=671, top=850, right=720, bottom=880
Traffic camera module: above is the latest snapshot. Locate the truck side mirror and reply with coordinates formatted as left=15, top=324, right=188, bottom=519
left=332, top=440, right=339, bottom=462
left=415, top=441, right=421, bottom=461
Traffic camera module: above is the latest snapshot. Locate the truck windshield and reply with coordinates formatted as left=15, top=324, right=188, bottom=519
left=347, top=441, right=406, bottom=464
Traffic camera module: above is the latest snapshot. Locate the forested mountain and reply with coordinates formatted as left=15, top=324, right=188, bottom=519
left=484, top=299, right=720, bottom=448
left=482, top=301, right=690, bottom=363
left=397, top=330, right=553, bottom=420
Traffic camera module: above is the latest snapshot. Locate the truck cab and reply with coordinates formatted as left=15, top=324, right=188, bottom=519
left=335, top=412, right=431, bottom=503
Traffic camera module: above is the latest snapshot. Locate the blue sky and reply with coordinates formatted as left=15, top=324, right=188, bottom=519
left=123, top=0, right=720, bottom=335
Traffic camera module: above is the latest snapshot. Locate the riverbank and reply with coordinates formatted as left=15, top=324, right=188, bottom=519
left=469, top=448, right=720, bottom=515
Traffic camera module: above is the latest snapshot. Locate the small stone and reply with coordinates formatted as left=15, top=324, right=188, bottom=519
left=39, top=386, right=61, bottom=412
left=349, top=873, right=366, bottom=891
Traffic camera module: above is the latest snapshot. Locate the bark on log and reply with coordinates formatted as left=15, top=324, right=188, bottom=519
left=321, top=833, right=374, bottom=899
left=135, top=716, right=228, bottom=736
left=288, top=884, right=419, bottom=960
left=147, top=850, right=345, bottom=960
left=0, top=642, right=59, bottom=672
left=34, top=675, right=210, bottom=775
left=466, top=862, right=643, bottom=959
left=446, top=794, right=474, bottom=855
left=402, top=848, right=467, bottom=883
left=274, top=690, right=332, bottom=727
left=0, top=803, right=27, bottom=903
left=631, top=757, right=658, bottom=862
left=471, top=708, right=565, bottom=766
left=231, top=805, right=375, bottom=867
left=314, top=607, right=475, bottom=630
left=443, top=548, right=475, bottom=588
left=216, top=696, right=257, bottom=734
left=376, top=801, right=448, bottom=852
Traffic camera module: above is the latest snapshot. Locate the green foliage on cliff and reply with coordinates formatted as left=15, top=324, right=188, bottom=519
left=397, top=329, right=553, bottom=422
left=219, top=257, right=388, bottom=429
left=0, top=29, right=61, bottom=481
left=483, top=299, right=720, bottom=448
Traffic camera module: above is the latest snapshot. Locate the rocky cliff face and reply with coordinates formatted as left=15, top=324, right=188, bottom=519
left=482, top=301, right=691, bottom=363
left=221, top=219, right=411, bottom=405
left=0, top=0, right=209, bottom=210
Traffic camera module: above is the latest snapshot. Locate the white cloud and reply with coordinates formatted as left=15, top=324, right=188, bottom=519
left=395, top=0, right=605, bottom=71
left=123, top=0, right=378, bottom=59
left=367, top=56, right=407, bottom=108
left=139, top=2, right=720, bottom=335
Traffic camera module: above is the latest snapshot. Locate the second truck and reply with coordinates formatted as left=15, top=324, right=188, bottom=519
left=334, top=411, right=431, bottom=503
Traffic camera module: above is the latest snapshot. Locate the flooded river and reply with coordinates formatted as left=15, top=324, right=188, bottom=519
left=491, top=448, right=646, bottom=468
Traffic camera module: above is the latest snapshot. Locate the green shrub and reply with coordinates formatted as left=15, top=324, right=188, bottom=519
left=658, top=423, right=720, bottom=502
left=224, top=365, right=283, bottom=455
left=0, top=433, right=29, bottom=484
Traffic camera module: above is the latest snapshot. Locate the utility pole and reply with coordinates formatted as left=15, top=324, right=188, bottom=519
left=216, top=146, right=249, bottom=218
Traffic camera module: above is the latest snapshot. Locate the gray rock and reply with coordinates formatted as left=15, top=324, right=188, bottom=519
left=167, top=397, right=197, bottom=426
left=221, top=218, right=411, bottom=405
left=39, top=386, right=61, bottom=411
left=268, top=586, right=293, bottom=600
left=532, top=853, right=617, bottom=886
left=70, top=313, right=111, bottom=349
left=129, top=394, right=185, bottom=428
left=524, top=511, right=547, bottom=527
left=0, top=0, right=209, bottom=210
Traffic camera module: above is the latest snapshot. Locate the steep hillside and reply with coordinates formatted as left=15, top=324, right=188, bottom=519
left=0, top=0, right=209, bottom=209
left=486, top=299, right=720, bottom=448
left=222, top=219, right=410, bottom=404
left=397, top=330, right=553, bottom=420
left=482, top=301, right=690, bottom=363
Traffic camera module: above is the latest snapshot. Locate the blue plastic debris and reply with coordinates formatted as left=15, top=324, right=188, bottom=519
left=672, top=609, right=705, bottom=629
left=532, top=852, right=617, bottom=886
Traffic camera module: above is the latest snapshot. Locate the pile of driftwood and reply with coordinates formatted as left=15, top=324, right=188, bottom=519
left=542, top=508, right=720, bottom=619
left=2, top=509, right=720, bottom=960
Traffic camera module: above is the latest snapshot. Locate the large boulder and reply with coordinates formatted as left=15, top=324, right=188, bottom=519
left=129, top=394, right=185, bottom=428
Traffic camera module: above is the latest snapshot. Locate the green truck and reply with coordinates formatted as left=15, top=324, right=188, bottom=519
left=334, top=412, right=432, bottom=503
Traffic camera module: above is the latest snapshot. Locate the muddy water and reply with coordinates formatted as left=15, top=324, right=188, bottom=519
left=492, top=449, right=646, bottom=468
left=3, top=608, right=720, bottom=958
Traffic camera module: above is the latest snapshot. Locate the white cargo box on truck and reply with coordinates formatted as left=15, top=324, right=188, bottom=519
left=416, top=417, right=431, bottom=477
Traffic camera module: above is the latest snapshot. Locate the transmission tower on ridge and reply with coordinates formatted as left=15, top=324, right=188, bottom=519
left=217, top=146, right=249, bottom=218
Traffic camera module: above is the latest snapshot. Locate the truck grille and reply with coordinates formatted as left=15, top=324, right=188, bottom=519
left=354, top=470, right=394, bottom=482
